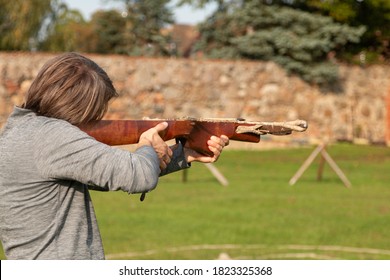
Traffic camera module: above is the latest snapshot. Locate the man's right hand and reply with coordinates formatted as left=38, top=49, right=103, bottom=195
left=138, top=122, right=173, bottom=170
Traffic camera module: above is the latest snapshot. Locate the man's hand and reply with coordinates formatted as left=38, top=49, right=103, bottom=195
left=184, top=135, right=229, bottom=163
left=138, top=122, right=173, bottom=170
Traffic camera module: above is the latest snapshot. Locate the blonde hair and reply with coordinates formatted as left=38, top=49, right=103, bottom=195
left=23, top=52, right=118, bottom=125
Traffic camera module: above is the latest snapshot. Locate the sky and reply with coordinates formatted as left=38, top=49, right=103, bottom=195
left=63, top=0, right=215, bottom=25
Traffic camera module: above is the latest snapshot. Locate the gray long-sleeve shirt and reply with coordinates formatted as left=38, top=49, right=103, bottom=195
left=0, top=107, right=189, bottom=259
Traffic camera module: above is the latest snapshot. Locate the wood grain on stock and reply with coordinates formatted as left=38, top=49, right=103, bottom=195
left=80, top=120, right=193, bottom=146
left=80, top=119, right=261, bottom=156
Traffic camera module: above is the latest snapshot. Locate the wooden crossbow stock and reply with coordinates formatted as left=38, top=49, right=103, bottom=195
left=80, top=118, right=308, bottom=156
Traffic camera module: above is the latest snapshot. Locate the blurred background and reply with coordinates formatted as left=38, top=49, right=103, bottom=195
left=1, top=0, right=389, bottom=144
left=1, top=0, right=390, bottom=260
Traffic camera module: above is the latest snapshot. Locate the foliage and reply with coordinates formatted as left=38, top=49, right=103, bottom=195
left=180, top=0, right=389, bottom=63
left=194, top=2, right=365, bottom=84
left=89, top=10, right=127, bottom=54
left=113, top=0, right=175, bottom=56
left=0, top=0, right=175, bottom=56
left=275, top=0, right=390, bottom=63
left=0, top=0, right=61, bottom=50
left=42, top=0, right=175, bottom=55
left=40, top=7, right=91, bottom=52
left=0, top=0, right=387, bottom=68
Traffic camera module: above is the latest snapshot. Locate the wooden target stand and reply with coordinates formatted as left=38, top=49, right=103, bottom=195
left=181, top=143, right=351, bottom=188
left=289, top=143, right=351, bottom=188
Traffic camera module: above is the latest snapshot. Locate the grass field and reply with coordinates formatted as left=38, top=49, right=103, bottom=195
left=1, top=143, right=390, bottom=260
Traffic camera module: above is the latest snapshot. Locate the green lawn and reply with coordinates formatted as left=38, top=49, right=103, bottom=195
left=1, top=144, right=390, bottom=259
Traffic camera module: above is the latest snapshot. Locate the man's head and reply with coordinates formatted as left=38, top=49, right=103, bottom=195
left=23, top=52, right=118, bottom=125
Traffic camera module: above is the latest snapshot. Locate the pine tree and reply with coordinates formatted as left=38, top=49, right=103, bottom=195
left=194, top=1, right=365, bottom=84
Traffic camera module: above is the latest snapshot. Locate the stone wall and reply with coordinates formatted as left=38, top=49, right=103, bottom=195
left=1, top=52, right=389, bottom=147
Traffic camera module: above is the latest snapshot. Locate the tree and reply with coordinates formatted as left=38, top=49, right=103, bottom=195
left=180, top=0, right=389, bottom=63
left=0, top=0, right=61, bottom=50
left=89, top=10, right=127, bottom=54
left=40, top=7, right=91, bottom=52
left=297, top=0, right=390, bottom=63
left=40, top=7, right=128, bottom=54
left=246, top=0, right=390, bottom=62
left=110, top=0, right=175, bottom=56
left=182, top=1, right=366, bottom=84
